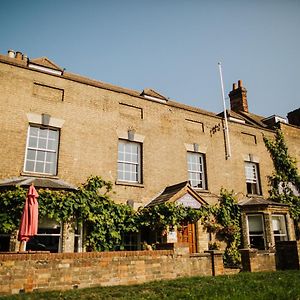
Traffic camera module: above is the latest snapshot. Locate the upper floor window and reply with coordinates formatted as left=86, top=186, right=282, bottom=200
left=117, top=140, right=142, bottom=183
left=244, top=162, right=261, bottom=195
left=24, top=126, right=59, bottom=175
left=187, top=152, right=206, bottom=189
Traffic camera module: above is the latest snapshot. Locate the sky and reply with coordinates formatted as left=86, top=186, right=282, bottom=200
left=1, top=0, right=299, bottom=118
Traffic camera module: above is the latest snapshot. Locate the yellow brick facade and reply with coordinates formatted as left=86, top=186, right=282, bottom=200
left=0, top=52, right=299, bottom=253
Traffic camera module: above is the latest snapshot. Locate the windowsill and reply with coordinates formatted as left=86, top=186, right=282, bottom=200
left=246, top=194, right=263, bottom=197
left=115, top=181, right=144, bottom=188
left=21, top=172, right=59, bottom=179
left=193, top=188, right=210, bottom=193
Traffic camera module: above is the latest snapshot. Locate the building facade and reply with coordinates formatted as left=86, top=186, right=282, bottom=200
left=0, top=50, right=299, bottom=253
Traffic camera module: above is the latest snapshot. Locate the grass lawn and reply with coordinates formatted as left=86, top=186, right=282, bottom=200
left=1, top=270, right=300, bottom=300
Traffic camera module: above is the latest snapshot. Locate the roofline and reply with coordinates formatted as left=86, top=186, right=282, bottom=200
left=0, top=54, right=279, bottom=132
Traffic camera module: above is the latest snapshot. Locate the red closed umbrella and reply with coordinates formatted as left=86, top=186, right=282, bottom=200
left=18, top=184, right=39, bottom=251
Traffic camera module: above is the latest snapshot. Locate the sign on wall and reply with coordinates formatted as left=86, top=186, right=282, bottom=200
left=176, top=193, right=202, bottom=209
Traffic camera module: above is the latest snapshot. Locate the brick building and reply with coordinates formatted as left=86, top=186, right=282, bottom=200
left=0, top=50, right=299, bottom=253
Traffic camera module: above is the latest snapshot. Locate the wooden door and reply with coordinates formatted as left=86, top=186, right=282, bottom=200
left=177, top=223, right=197, bottom=253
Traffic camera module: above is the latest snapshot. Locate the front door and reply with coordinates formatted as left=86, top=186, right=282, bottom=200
left=177, top=223, right=197, bottom=253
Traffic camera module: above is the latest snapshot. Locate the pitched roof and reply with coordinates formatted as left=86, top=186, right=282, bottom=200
left=0, top=176, right=77, bottom=190
left=29, top=57, right=63, bottom=71
left=218, top=110, right=268, bottom=128
left=238, top=197, right=288, bottom=207
left=146, top=181, right=208, bottom=207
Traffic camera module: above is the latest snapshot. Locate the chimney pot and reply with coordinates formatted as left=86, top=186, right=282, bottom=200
left=238, top=80, right=243, bottom=87
left=15, top=51, right=23, bottom=60
left=22, top=54, right=28, bottom=62
left=7, top=49, right=15, bottom=58
left=233, top=83, right=237, bottom=90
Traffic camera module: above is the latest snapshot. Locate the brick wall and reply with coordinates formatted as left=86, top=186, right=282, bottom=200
left=0, top=247, right=224, bottom=295
left=240, top=249, right=276, bottom=272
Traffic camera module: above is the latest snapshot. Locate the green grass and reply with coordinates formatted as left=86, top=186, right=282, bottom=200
left=1, top=271, right=300, bottom=300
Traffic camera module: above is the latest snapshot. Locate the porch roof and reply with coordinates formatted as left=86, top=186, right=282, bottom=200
left=0, top=176, right=77, bottom=190
left=146, top=181, right=208, bottom=208
left=238, top=197, right=289, bottom=207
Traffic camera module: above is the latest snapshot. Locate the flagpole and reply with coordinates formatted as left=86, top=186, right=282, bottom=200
left=218, top=62, right=231, bottom=159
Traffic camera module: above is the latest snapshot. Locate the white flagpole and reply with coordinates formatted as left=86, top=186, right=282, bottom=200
left=218, top=62, right=231, bottom=159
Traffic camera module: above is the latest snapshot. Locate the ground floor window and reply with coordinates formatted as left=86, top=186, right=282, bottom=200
left=27, top=217, right=61, bottom=252
left=247, top=214, right=265, bottom=250
left=272, top=215, right=288, bottom=242
left=122, top=232, right=141, bottom=251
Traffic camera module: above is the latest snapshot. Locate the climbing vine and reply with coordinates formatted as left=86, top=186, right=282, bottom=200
left=0, top=176, right=207, bottom=251
left=205, top=189, right=241, bottom=266
left=263, top=129, right=300, bottom=222
left=136, top=202, right=208, bottom=231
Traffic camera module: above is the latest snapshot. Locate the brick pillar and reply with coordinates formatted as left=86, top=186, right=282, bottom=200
left=264, top=213, right=273, bottom=249
left=61, top=223, right=75, bottom=253
left=205, top=250, right=224, bottom=276
left=240, top=249, right=253, bottom=271
left=241, top=212, right=249, bottom=248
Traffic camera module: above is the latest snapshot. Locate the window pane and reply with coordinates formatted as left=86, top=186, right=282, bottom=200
left=40, top=128, right=48, bottom=138
left=48, top=130, right=58, bottom=140
left=248, top=215, right=263, bottom=233
left=47, top=139, right=57, bottom=151
left=35, top=162, right=44, bottom=173
left=46, top=152, right=56, bottom=163
left=38, top=138, right=47, bottom=149
left=28, top=137, right=38, bottom=148
left=36, top=151, right=46, bottom=162
left=27, top=149, right=36, bottom=160
left=45, top=163, right=51, bottom=174
left=25, top=161, right=34, bottom=172
left=29, top=127, right=38, bottom=137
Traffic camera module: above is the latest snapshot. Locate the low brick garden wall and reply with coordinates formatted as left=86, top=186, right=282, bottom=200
left=0, top=245, right=224, bottom=295
left=240, top=249, right=276, bottom=272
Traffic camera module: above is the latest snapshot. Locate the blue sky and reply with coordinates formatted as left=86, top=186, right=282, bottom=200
left=1, top=0, right=299, bottom=118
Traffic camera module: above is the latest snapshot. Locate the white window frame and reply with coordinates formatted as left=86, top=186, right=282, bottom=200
left=24, top=125, right=59, bottom=175
left=117, top=140, right=142, bottom=183
left=187, top=152, right=206, bottom=189
left=247, top=214, right=266, bottom=249
left=245, top=161, right=261, bottom=195
left=272, top=214, right=288, bottom=242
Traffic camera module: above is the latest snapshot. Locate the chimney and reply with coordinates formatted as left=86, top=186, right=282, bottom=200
left=229, top=80, right=249, bottom=113
left=287, top=108, right=300, bottom=126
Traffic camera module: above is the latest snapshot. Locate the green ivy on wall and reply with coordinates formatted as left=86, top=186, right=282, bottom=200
left=263, top=129, right=300, bottom=222
left=0, top=176, right=208, bottom=251
left=205, top=189, right=241, bottom=267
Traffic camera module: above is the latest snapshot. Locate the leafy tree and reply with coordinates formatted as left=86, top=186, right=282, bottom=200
left=263, top=129, right=300, bottom=237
